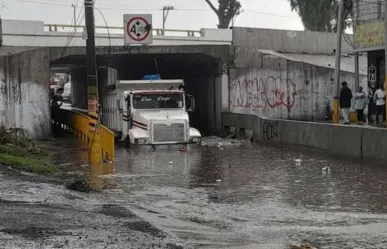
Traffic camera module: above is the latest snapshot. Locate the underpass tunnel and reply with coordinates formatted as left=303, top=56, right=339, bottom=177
left=51, top=52, right=226, bottom=136
left=51, top=57, right=118, bottom=112
left=105, top=53, right=224, bottom=136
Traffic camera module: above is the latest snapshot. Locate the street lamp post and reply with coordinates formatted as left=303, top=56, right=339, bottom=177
left=384, top=0, right=387, bottom=127
left=72, top=4, right=77, bottom=32
left=162, top=6, right=174, bottom=32
left=333, top=0, right=345, bottom=123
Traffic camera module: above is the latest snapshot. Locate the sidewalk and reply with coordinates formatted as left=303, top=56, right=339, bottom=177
left=317, top=120, right=386, bottom=129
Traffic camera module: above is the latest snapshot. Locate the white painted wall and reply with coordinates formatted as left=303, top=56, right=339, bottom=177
left=229, top=57, right=367, bottom=121
left=232, top=27, right=354, bottom=54
left=0, top=49, right=51, bottom=139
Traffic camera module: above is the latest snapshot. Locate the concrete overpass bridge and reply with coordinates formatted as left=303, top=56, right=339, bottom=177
left=2, top=19, right=232, bottom=47
left=0, top=18, right=363, bottom=158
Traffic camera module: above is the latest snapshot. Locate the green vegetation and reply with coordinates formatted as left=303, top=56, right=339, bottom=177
left=287, top=0, right=353, bottom=32
left=204, top=0, right=242, bottom=29
left=0, top=126, right=56, bottom=174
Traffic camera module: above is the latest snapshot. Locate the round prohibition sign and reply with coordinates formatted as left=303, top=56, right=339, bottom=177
left=126, top=16, right=150, bottom=42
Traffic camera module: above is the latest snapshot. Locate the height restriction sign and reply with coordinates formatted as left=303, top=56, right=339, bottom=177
left=123, top=14, right=153, bottom=45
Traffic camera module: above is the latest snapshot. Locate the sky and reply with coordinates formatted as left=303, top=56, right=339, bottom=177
left=2, top=0, right=304, bottom=31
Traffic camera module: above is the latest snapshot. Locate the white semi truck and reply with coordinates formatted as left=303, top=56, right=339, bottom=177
left=103, top=79, right=201, bottom=146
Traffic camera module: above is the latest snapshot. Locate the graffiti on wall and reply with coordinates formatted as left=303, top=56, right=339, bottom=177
left=230, top=76, right=297, bottom=109
left=262, top=120, right=279, bottom=140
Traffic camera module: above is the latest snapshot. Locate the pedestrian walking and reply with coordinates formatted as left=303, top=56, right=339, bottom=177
left=339, top=81, right=353, bottom=124
left=374, top=85, right=386, bottom=125
left=354, top=86, right=367, bottom=124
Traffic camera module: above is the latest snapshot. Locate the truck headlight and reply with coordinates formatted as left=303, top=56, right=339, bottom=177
left=135, top=138, right=147, bottom=144
left=138, top=138, right=147, bottom=144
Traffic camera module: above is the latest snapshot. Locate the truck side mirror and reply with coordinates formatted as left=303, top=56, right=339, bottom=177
left=186, top=94, right=195, bottom=113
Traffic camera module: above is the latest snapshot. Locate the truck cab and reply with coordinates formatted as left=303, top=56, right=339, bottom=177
left=106, top=79, right=201, bottom=146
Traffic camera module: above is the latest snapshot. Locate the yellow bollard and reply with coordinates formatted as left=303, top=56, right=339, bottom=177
left=332, top=97, right=340, bottom=123
left=350, top=111, right=357, bottom=123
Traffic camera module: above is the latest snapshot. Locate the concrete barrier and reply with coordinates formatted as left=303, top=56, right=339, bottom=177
left=222, top=112, right=386, bottom=160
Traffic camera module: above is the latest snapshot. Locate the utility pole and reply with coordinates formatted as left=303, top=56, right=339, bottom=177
left=72, top=4, right=77, bottom=32
left=162, top=6, right=174, bottom=32
left=84, top=0, right=102, bottom=167
left=384, top=0, right=387, bottom=127
left=84, top=0, right=98, bottom=119
left=355, top=52, right=359, bottom=90
left=333, top=0, right=345, bottom=123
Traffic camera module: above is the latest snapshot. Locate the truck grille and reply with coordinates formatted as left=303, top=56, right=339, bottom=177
left=152, top=123, right=185, bottom=143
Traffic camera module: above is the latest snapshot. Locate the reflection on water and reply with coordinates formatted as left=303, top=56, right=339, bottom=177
left=40, top=137, right=116, bottom=190
left=49, top=137, right=387, bottom=248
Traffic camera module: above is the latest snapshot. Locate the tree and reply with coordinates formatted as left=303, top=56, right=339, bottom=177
left=204, top=0, right=242, bottom=29
left=287, top=0, right=353, bottom=32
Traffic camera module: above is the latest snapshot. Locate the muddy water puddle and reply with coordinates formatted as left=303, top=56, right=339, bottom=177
left=27, top=136, right=387, bottom=248
left=89, top=137, right=387, bottom=249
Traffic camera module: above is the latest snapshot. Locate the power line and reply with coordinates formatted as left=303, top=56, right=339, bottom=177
left=1, top=3, right=30, bottom=19
left=40, top=0, right=291, bottom=3
left=95, top=7, right=111, bottom=51
left=14, top=0, right=299, bottom=19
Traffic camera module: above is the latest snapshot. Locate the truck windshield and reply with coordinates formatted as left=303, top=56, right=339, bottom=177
left=133, top=93, right=184, bottom=109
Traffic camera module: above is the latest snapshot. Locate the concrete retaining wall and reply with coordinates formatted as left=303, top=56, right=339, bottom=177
left=0, top=48, right=51, bottom=139
left=229, top=54, right=368, bottom=121
left=222, top=112, right=387, bottom=160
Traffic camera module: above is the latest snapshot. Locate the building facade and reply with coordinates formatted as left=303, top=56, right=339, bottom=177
left=353, top=0, right=385, bottom=95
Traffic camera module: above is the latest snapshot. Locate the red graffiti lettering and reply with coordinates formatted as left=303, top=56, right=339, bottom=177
left=230, top=76, right=297, bottom=109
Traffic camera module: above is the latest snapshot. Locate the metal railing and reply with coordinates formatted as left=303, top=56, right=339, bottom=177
left=52, top=108, right=115, bottom=163
left=44, top=24, right=200, bottom=37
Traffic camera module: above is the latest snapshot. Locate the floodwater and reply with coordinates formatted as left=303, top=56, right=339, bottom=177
left=2, top=136, right=387, bottom=248
left=101, top=137, right=387, bottom=249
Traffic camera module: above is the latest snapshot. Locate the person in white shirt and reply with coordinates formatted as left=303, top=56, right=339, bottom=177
left=374, top=85, right=386, bottom=124
left=354, top=87, right=367, bottom=124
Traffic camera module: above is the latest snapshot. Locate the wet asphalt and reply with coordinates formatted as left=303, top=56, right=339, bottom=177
left=1, top=137, right=387, bottom=248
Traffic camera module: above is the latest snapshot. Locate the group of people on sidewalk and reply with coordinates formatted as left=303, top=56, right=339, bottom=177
left=339, top=81, right=386, bottom=125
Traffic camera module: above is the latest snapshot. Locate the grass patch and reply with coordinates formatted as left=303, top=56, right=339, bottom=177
left=0, top=153, right=56, bottom=174
left=0, top=126, right=56, bottom=174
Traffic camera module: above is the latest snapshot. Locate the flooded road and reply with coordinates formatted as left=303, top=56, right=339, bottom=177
left=104, top=137, right=387, bottom=249
left=2, top=137, right=387, bottom=248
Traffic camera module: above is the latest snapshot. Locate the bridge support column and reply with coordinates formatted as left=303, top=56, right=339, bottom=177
left=213, top=61, right=230, bottom=135
left=71, top=68, right=87, bottom=110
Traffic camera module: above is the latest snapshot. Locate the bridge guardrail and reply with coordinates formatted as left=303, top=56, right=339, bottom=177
left=53, top=108, right=115, bottom=163
left=44, top=24, right=200, bottom=37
